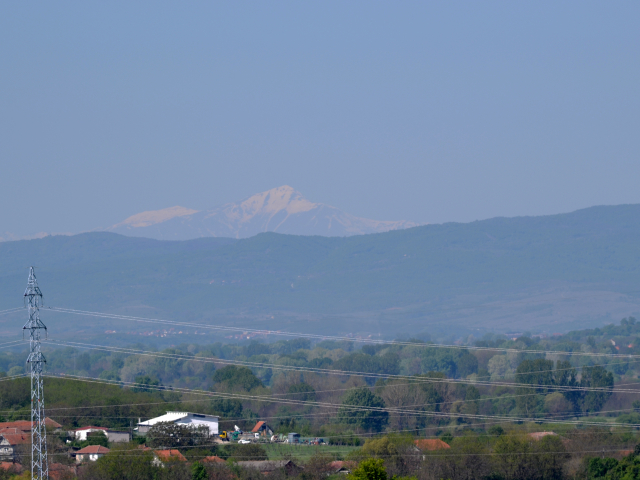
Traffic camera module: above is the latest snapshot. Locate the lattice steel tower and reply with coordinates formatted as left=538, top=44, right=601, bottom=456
left=23, top=267, right=48, bottom=480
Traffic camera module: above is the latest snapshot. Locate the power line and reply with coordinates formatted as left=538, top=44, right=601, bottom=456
left=5, top=404, right=639, bottom=428
left=41, top=339, right=629, bottom=395
left=0, top=345, right=627, bottom=419
left=18, top=332, right=623, bottom=387
left=39, top=447, right=631, bottom=459
left=40, top=373, right=638, bottom=428
left=47, top=306, right=639, bottom=359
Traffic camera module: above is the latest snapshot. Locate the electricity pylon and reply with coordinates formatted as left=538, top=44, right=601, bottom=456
left=23, top=267, right=48, bottom=480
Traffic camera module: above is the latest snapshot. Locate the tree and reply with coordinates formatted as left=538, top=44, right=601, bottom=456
left=555, top=360, right=579, bottom=412
left=360, top=437, right=398, bottom=459
left=212, top=365, right=263, bottom=391
left=580, top=366, right=614, bottom=412
left=462, top=385, right=481, bottom=415
left=532, top=434, right=569, bottom=480
left=348, top=458, right=388, bottom=480
left=224, top=443, right=268, bottom=461
left=333, top=353, right=400, bottom=376
left=356, top=436, right=417, bottom=477
left=192, top=462, right=207, bottom=480
left=514, top=359, right=554, bottom=415
left=288, top=382, right=316, bottom=401
left=544, top=392, right=572, bottom=415
left=301, top=454, right=334, bottom=480
left=493, top=434, right=568, bottom=480
left=516, top=359, right=555, bottom=392
left=378, top=379, right=430, bottom=430
left=80, top=444, right=159, bottom=480
left=587, top=457, right=618, bottom=479
left=457, top=353, right=479, bottom=377
left=132, top=375, right=161, bottom=393
left=211, top=398, right=243, bottom=418
left=493, top=435, right=532, bottom=480
left=441, top=436, right=490, bottom=480
left=337, top=387, right=389, bottom=432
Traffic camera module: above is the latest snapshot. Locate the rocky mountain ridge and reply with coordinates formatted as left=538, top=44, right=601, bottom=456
left=108, top=186, right=418, bottom=240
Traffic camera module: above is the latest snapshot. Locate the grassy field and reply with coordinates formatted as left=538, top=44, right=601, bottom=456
left=262, top=443, right=359, bottom=461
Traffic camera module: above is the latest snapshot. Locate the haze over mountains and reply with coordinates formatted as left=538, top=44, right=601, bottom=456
left=1, top=203, right=639, bottom=343
left=107, top=186, right=418, bottom=240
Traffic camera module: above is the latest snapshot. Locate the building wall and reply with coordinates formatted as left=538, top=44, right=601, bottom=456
left=106, top=431, right=130, bottom=443
left=176, top=415, right=218, bottom=435
left=76, top=453, right=105, bottom=463
left=0, top=444, right=13, bottom=462
left=138, top=413, right=219, bottom=435
left=76, top=429, right=107, bottom=441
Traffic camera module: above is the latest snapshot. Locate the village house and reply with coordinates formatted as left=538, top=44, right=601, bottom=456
left=152, top=449, right=187, bottom=467
left=0, top=418, right=62, bottom=434
left=413, top=439, right=451, bottom=460
left=75, top=445, right=110, bottom=463
left=49, top=463, right=78, bottom=480
left=202, top=455, right=225, bottom=463
left=329, top=461, right=356, bottom=474
left=0, top=462, right=22, bottom=475
left=237, top=460, right=300, bottom=475
left=0, top=430, right=29, bottom=462
left=251, top=421, right=274, bottom=437
left=414, top=439, right=451, bottom=451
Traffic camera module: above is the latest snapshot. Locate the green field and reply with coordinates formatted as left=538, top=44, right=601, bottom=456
left=262, top=443, right=359, bottom=461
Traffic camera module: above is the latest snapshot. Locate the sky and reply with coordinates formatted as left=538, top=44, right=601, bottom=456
left=1, top=2, right=639, bottom=238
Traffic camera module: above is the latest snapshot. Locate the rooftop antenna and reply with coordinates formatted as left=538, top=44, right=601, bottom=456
left=23, top=267, right=48, bottom=480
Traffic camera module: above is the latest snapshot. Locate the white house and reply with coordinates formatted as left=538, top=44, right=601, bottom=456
left=137, top=412, right=219, bottom=435
left=75, top=445, right=110, bottom=463
left=74, top=426, right=107, bottom=441
left=0, top=436, right=15, bottom=462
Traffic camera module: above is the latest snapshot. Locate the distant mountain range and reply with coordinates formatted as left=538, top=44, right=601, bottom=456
left=1, top=203, right=640, bottom=341
left=107, top=186, right=418, bottom=240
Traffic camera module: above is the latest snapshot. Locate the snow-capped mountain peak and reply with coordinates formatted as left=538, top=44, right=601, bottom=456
left=108, top=186, right=418, bottom=240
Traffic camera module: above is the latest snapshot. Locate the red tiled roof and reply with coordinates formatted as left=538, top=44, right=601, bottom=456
left=76, top=445, right=110, bottom=454
left=330, top=461, right=356, bottom=471
left=155, top=449, right=187, bottom=462
left=75, top=426, right=108, bottom=431
left=252, top=421, right=266, bottom=433
left=0, top=433, right=30, bottom=445
left=0, top=462, right=22, bottom=472
left=203, top=456, right=226, bottom=463
left=0, top=418, right=61, bottom=432
left=414, top=439, right=451, bottom=451
left=50, top=463, right=77, bottom=480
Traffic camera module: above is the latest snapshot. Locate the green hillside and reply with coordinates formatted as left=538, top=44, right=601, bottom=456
left=1, top=204, right=640, bottom=338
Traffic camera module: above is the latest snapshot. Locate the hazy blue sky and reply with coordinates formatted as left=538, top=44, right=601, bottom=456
left=1, top=2, right=639, bottom=238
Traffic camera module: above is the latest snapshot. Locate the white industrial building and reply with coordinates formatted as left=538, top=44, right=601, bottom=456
left=137, top=412, right=219, bottom=435
left=73, top=426, right=130, bottom=443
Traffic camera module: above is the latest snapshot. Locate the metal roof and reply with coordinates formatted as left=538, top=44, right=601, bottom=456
left=137, top=411, right=218, bottom=426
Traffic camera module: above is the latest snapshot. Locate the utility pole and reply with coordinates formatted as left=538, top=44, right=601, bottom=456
left=23, top=267, right=48, bottom=480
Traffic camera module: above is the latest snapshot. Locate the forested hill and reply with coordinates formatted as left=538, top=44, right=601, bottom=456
left=1, top=203, right=640, bottom=337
